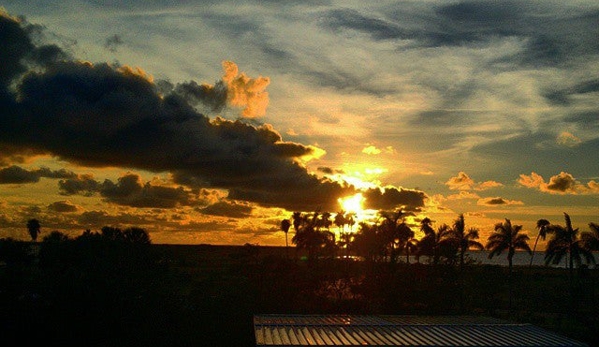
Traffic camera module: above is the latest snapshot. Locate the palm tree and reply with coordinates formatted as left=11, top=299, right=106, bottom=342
left=529, top=219, right=550, bottom=267
left=486, top=219, right=532, bottom=271
left=280, top=219, right=291, bottom=247
left=353, top=222, right=385, bottom=262
left=291, top=212, right=336, bottom=260
left=416, top=218, right=454, bottom=265
left=26, top=218, right=41, bottom=242
left=486, top=219, right=531, bottom=312
left=448, top=214, right=483, bottom=270
left=280, top=218, right=291, bottom=258
left=123, top=227, right=151, bottom=244
left=396, top=222, right=415, bottom=264
left=378, top=210, right=408, bottom=263
left=544, top=213, right=594, bottom=270
left=544, top=213, right=595, bottom=303
left=582, top=222, right=599, bottom=252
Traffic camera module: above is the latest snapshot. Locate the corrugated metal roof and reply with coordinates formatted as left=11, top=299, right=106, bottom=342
left=254, top=315, right=588, bottom=346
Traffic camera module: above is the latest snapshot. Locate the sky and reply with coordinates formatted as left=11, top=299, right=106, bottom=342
left=1, top=0, right=598, bottom=246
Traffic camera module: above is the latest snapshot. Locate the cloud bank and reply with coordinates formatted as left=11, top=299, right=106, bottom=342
left=0, top=11, right=426, bottom=213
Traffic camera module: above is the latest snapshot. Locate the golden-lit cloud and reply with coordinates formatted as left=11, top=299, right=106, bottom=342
left=222, top=61, right=270, bottom=118
left=518, top=171, right=599, bottom=195
left=556, top=131, right=581, bottom=147
left=445, top=172, right=475, bottom=190
left=447, top=191, right=480, bottom=200
left=362, top=145, right=381, bottom=155
left=117, top=65, right=154, bottom=83
left=445, top=172, right=503, bottom=191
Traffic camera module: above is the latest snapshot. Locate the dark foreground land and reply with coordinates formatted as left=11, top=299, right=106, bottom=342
left=1, top=243, right=598, bottom=346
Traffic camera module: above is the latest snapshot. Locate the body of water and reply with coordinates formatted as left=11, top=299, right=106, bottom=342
left=415, top=251, right=571, bottom=268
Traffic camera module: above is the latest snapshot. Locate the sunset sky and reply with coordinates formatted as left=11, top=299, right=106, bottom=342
left=1, top=1, right=598, bottom=245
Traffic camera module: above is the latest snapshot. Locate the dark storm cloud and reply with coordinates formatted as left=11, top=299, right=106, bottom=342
left=60, top=173, right=199, bottom=208
left=197, top=201, right=253, bottom=218
left=0, top=165, right=76, bottom=184
left=363, top=187, right=426, bottom=212
left=317, top=167, right=334, bottom=174
left=0, top=12, right=70, bottom=92
left=0, top=11, right=427, bottom=212
left=58, top=175, right=100, bottom=196
left=173, top=80, right=228, bottom=113
left=77, top=210, right=150, bottom=227
left=48, top=200, right=81, bottom=213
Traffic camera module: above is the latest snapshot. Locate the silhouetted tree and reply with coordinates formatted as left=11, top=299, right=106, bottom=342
left=291, top=212, right=336, bottom=260
left=397, top=222, right=416, bottom=264
left=38, top=231, right=71, bottom=268
left=353, top=222, right=385, bottom=262
left=582, top=222, right=599, bottom=252
left=486, top=219, right=531, bottom=312
left=123, top=227, right=151, bottom=244
left=530, top=219, right=550, bottom=267
left=545, top=213, right=594, bottom=273
left=487, top=219, right=532, bottom=271
left=447, top=214, right=483, bottom=270
left=280, top=218, right=291, bottom=258
left=416, top=220, right=453, bottom=265
left=26, top=218, right=41, bottom=242
left=334, top=211, right=347, bottom=235
left=0, top=238, right=32, bottom=266
left=280, top=219, right=291, bottom=247
left=101, top=226, right=124, bottom=241
left=376, top=209, right=410, bottom=263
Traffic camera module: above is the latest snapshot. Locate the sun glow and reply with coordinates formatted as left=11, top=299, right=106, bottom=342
left=339, top=193, right=364, bottom=215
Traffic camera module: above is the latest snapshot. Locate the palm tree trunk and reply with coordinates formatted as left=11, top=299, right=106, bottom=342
left=285, top=232, right=289, bottom=259
left=508, top=256, right=513, bottom=314
left=529, top=235, right=540, bottom=268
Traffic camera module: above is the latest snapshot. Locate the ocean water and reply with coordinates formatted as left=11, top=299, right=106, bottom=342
left=414, top=251, right=571, bottom=268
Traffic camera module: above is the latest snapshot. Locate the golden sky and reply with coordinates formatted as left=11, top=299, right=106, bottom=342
left=1, top=1, right=598, bottom=245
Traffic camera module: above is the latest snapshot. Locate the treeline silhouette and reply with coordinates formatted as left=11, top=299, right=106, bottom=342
left=284, top=211, right=598, bottom=269
left=0, top=214, right=598, bottom=346
left=0, top=226, right=202, bottom=346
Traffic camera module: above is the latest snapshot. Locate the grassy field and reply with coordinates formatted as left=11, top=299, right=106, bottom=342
left=1, top=242, right=598, bottom=346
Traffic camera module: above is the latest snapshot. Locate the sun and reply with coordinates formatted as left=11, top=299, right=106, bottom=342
left=338, top=193, right=365, bottom=215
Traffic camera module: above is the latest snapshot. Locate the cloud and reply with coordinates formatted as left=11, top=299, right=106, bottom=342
left=545, top=79, right=599, bottom=105
left=104, top=34, right=124, bottom=53
left=362, top=145, right=381, bottom=155
left=447, top=191, right=480, bottom=200
left=0, top=10, right=431, bottom=216
left=48, top=200, right=81, bottom=213
left=477, top=197, right=524, bottom=206
left=556, top=131, right=582, bottom=148
left=0, top=165, right=76, bottom=184
left=197, top=201, right=253, bottom=218
left=445, top=172, right=503, bottom=191
left=77, top=210, right=152, bottom=227
left=445, top=172, right=475, bottom=190
left=60, top=173, right=201, bottom=208
left=518, top=171, right=599, bottom=195
left=222, top=61, right=270, bottom=118
left=362, top=186, right=427, bottom=212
